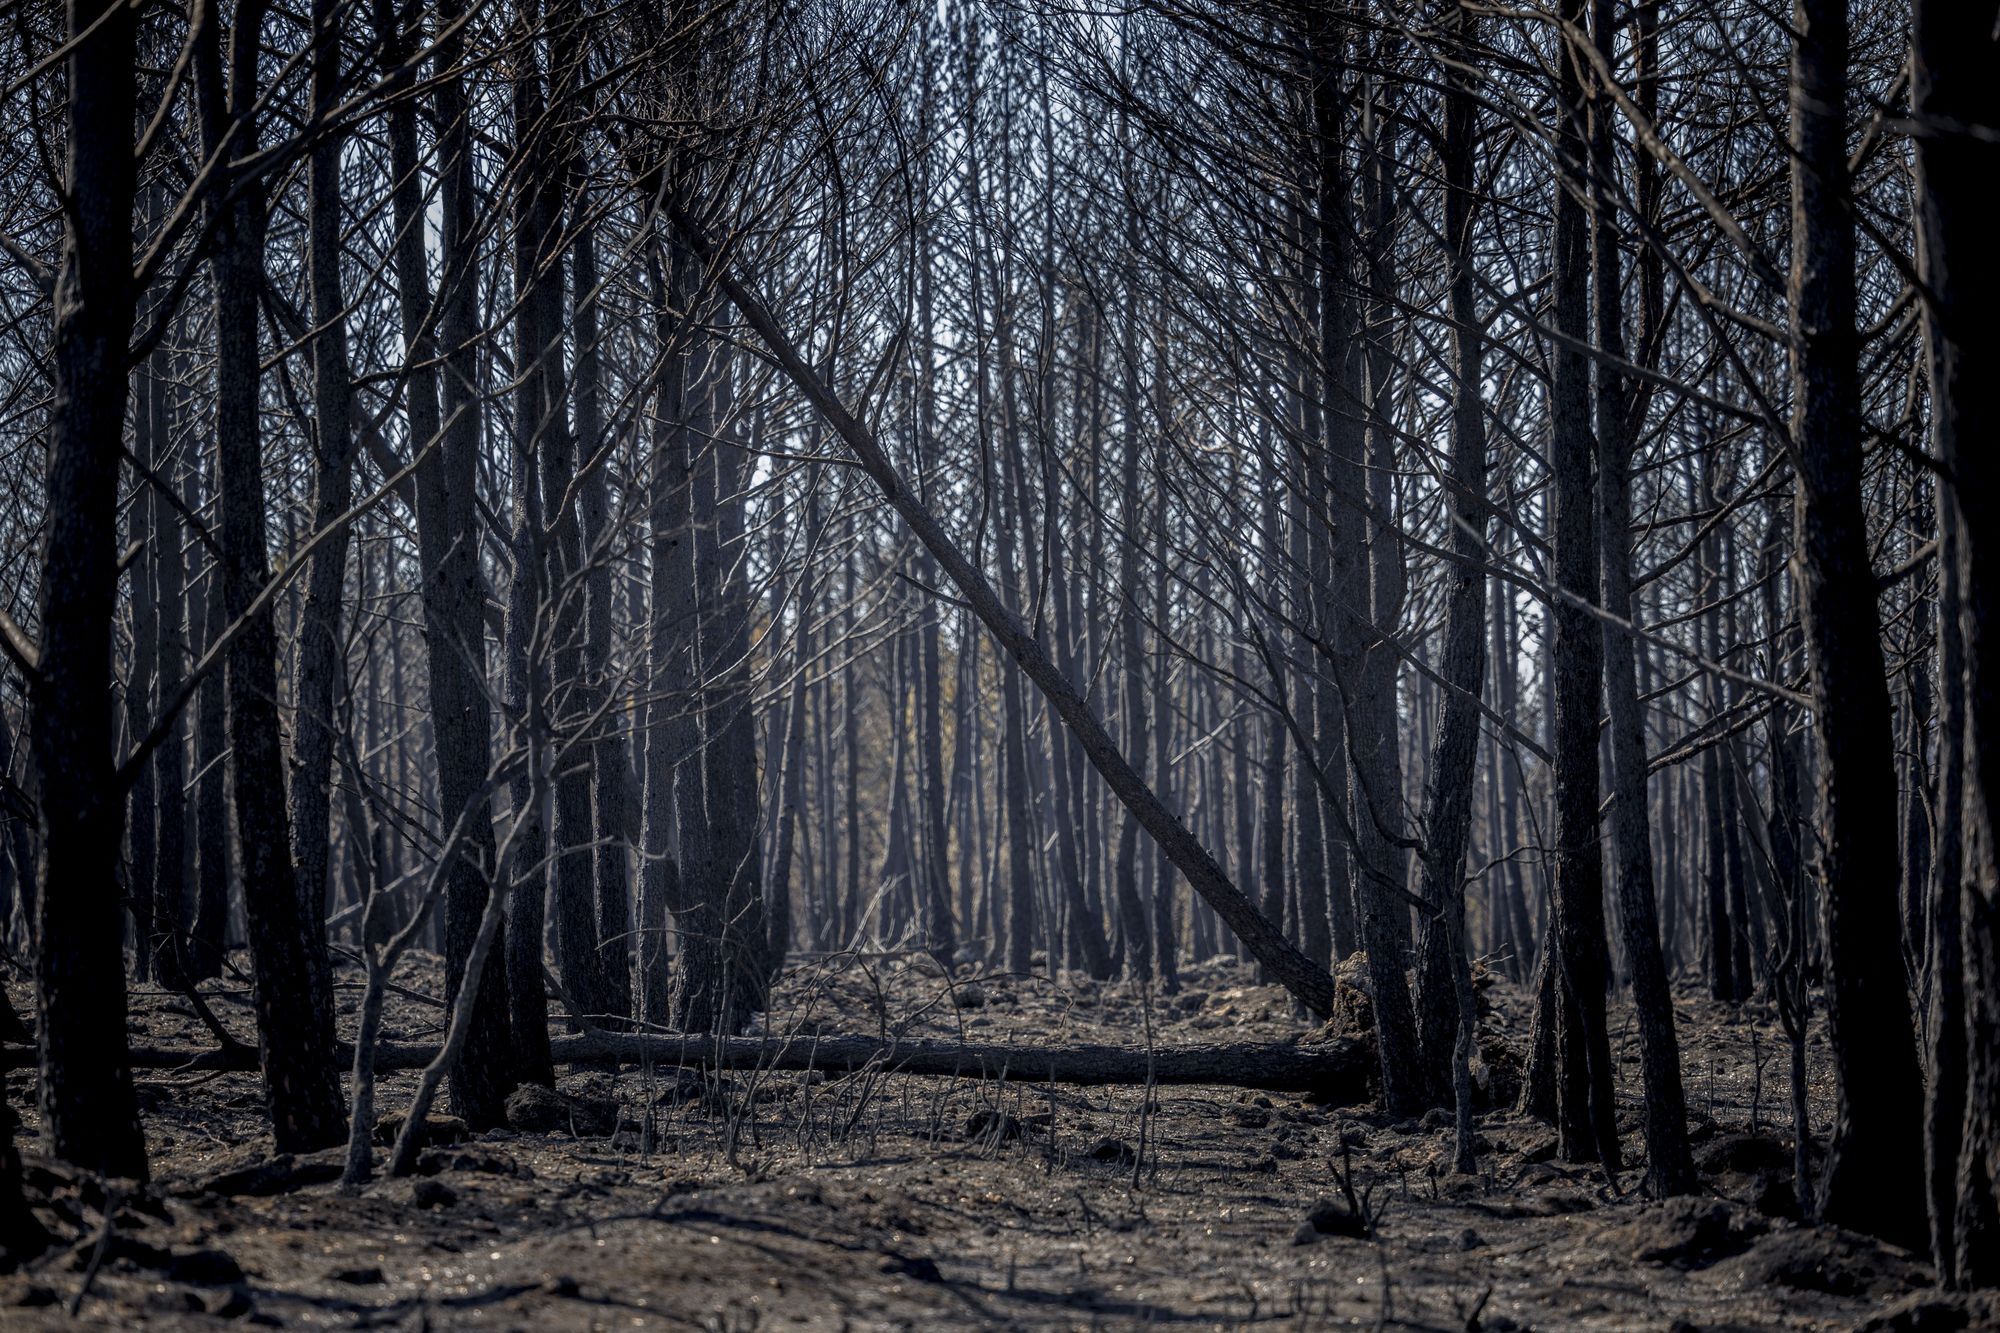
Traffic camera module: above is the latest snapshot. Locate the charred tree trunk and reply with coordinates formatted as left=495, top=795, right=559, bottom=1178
left=1310, top=20, right=1426, bottom=1115
left=501, top=4, right=558, bottom=1084
left=1911, top=0, right=2000, bottom=1285
left=195, top=0, right=347, bottom=1154
left=147, top=348, right=189, bottom=986
left=1591, top=0, right=1694, bottom=1197
left=706, top=383, right=776, bottom=1011
left=388, top=0, right=516, bottom=1125
left=532, top=22, right=613, bottom=1030
left=572, top=208, right=635, bottom=1027
left=190, top=501, right=231, bottom=981
left=1531, top=0, right=1620, bottom=1171
left=126, top=340, right=160, bottom=987
left=1413, top=11, right=1490, bottom=1121
left=637, top=243, right=694, bottom=1033
left=29, top=0, right=147, bottom=1180
left=1789, top=0, right=1928, bottom=1251
left=1113, top=236, right=1152, bottom=985
left=289, top=0, right=358, bottom=956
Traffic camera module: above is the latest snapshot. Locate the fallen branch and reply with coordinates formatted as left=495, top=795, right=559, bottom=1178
left=6, top=1032, right=1373, bottom=1098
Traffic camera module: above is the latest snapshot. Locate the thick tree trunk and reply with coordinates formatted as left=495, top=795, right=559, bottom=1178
left=706, top=391, right=776, bottom=1011
left=1911, top=0, right=2000, bottom=1285
left=1790, top=0, right=1928, bottom=1252
left=30, top=0, right=147, bottom=1180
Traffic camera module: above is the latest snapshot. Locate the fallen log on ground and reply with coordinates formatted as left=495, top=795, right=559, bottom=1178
left=1, top=1032, right=1372, bottom=1100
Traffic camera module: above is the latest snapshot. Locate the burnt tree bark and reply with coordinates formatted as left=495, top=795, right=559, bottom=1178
left=288, top=0, right=359, bottom=954
left=194, top=0, right=347, bottom=1153
left=501, top=0, right=559, bottom=1084
left=388, top=0, right=517, bottom=1125
left=1412, top=6, right=1491, bottom=1134
left=28, top=0, right=148, bottom=1181
left=1308, top=19, right=1427, bottom=1117
left=1789, top=0, right=1928, bottom=1251
left=1911, top=0, right=2000, bottom=1285
left=1590, top=0, right=1694, bottom=1197
left=1529, top=0, right=1621, bottom=1171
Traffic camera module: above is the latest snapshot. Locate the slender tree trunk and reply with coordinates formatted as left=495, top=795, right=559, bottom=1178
left=1359, top=68, right=1411, bottom=966
left=573, top=208, right=635, bottom=1026
left=1259, top=439, right=1289, bottom=981
left=388, top=0, right=515, bottom=1124
left=1113, top=222, right=1152, bottom=985
left=190, top=498, right=231, bottom=980
left=289, top=0, right=358, bottom=954
left=1310, top=19, right=1425, bottom=1113
left=911, top=154, right=959, bottom=966
left=502, top=2, right=558, bottom=1082
left=1532, top=0, right=1620, bottom=1171
left=637, top=245, right=691, bottom=1032
left=530, top=30, right=613, bottom=1029
left=765, top=466, right=820, bottom=970
left=126, top=349, right=160, bottom=986
left=1591, top=0, right=1693, bottom=1197
left=148, top=349, right=189, bottom=985
left=1413, top=11, right=1491, bottom=1123
left=196, top=0, right=347, bottom=1153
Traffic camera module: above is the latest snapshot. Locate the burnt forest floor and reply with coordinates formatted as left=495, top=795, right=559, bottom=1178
left=2, top=948, right=1983, bottom=1331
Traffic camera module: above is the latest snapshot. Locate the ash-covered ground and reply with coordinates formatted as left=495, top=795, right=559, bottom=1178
left=2, top=950, right=1981, bottom=1330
